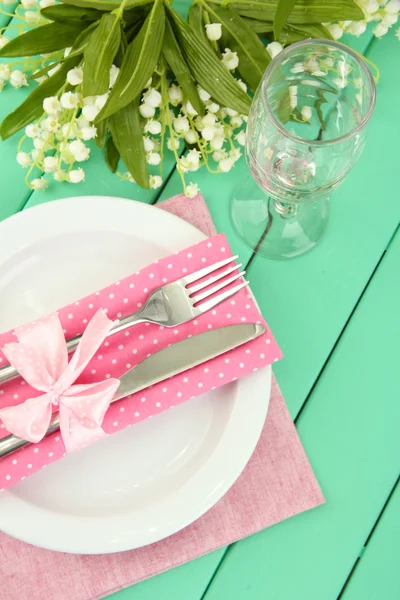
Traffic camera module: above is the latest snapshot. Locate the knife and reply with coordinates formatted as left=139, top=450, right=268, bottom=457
left=0, top=323, right=265, bottom=458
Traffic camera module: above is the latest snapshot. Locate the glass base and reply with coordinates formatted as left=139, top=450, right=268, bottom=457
left=230, top=176, right=329, bottom=259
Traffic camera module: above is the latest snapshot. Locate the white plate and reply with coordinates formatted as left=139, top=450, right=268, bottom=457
left=0, top=196, right=271, bottom=554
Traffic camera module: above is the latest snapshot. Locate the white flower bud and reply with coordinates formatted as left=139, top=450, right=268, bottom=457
left=201, top=126, right=215, bottom=141
left=82, top=104, right=100, bottom=121
left=144, top=119, right=162, bottom=135
left=139, top=103, right=155, bottom=118
left=147, top=152, right=161, bottom=166
left=43, top=96, right=60, bottom=115
left=39, top=0, right=55, bottom=7
left=235, top=130, right=246, bottom=146
left=230, top=116, right=243, bottom=129
left=185, top=183, right=199, bottom=198
left=301, top=105, right=312, bottom=121
left=10, top=70, right=28, bottom=88
left=386, top=0, right=400, bottom=13
left=145, top=77, right=152, bottom=89
left=187, top=148, right=201, bottom=166
left=64, top=47, right=71, bottom=57
left=69, top=168, right=85, bottom=183
left=332, top=77, right=348, bottom=89
left=230, top=148, right=242, bottom=161
left=198, top=86, right=211, bottom=102
left=346, top=20, right=367, bottom=36
left=60, top=91, right=80, bottom=109
left=210, top=136, right=224, bottom=150
left=326, top=23, right=344, bottom=39
left=173, top=116, right=190, bottom=133
left=206, top=102, right=220, bottom=113
left=267, top=41, right=283, bottom=59
left=67, top=67, right=83, bottom=86
left=143, top=136, right=155, bottom=152
left=80, top=126, right=97, bottom=140
left=219, top=157, right=234, bottom=172
left=68, top=139, right=90, bottom=162
left=143, top=88, right=162, bottom=108
left=374, top=22, right=389, bottom=36
left=31, top=149, right=39, bottom=160
left=42, top=117, right=59, bottom=132
left=22, top=0, right=37, bottom=8
left=25, top=124, right=40, bottom=138
left=237, top=79, right=247, bottom=92
left=365, top=0, right=379, bottom=13
left=205, top=23, right=222, bottom=40
left=225, top=107, right=238, bottom=117
left=43, top=156, right=58, bottom=172
left=166, top=137, right=179, bottom=150
left=16, top=151, right=31, bottom=167
left=0, top=36, right=9, bottom=50
left=53, top=169, right=67, bottom=182
left=222, top=49, right=239, bottom=71
left=382, top=13, right=398, bottom=26
left=202, top=112, right=216, bottom=128
left=109, top=64, right=119, bottom=88
left=149, top=175, right=162, bottom=189
left=0, top=64, right=11, bottom=81
left=185, top=100, right=198, bottom=116
left=95, top=93, right=109, bottom=110
left=33, top=137, right=46, bottom=150
left=30, top=178, right=47, bottom=191
left=184, top=130, right=198, bottom=144
left=194, top=116, right=204, bottom=130
left=168, top=84, right=183, bottom=105
left=290, top=62, right=305, bottom=74
left=25, top=10, right=40, bottom=23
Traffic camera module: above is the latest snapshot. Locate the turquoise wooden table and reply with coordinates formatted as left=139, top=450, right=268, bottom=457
left=0, top=6, right=399, bottom=597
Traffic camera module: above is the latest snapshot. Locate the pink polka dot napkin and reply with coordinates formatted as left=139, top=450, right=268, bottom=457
left=0, top=194, right=323, bottom=600
left=0, top=232, right=281, bottom=491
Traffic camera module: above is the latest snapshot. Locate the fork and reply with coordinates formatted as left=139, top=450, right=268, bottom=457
left=0, top=255, right=248, bottom=385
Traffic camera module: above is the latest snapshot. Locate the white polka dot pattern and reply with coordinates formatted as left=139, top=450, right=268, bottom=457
left=0, top=233, right=281, bottom=491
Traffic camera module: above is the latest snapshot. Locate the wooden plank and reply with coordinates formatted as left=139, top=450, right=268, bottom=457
left=245, top=32, right=400, bottom=417
left=106, top=550, right=225, bottom=600
left=202, top=227, right=400, bottom=600
left=341, top=479, right=400, bottom=600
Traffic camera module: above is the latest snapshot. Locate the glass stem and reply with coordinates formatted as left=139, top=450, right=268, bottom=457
left=274, top=199, right=298, bottom=219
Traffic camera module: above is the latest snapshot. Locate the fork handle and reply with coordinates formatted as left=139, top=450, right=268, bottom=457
left=0, top=310, right=145, bottom=386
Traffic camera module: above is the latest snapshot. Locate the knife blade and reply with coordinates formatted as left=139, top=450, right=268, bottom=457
left=0, top=323, right=265, bottom=458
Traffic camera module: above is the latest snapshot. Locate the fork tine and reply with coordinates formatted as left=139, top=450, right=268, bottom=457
left=196, top=280, right=250, bottom=314
left=189, top=263, right=243, bottom=294
left=183, top=255, right=239, bottom=285
left=192, top=271, right=246, bottom=303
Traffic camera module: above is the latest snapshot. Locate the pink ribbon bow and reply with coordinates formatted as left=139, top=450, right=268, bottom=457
left=0, top=309, right=120, bottom=453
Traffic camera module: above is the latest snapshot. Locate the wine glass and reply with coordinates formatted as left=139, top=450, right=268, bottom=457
left=231, top=39, right=376, bottom=259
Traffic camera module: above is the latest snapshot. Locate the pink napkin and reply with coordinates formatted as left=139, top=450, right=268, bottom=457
left=0, top=194, right=324, bottom=600
left=0, top=233, right=281, bottom=490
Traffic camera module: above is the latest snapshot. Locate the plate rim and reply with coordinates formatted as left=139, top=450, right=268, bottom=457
left=0, top=196, right=271, bottom=553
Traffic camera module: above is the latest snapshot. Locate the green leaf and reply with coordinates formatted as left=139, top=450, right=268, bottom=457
left=188, top=3, right=208, bottom=42
left=274, top=0, right=296, bottom=39
left=242, top=17, right=274, bottom=32
left=167, top=6, right=251, bottom=115
left=97, top=0, right=165, bottom=121
left=104, top=135, right=120, bottom=172
left=61, top=0, right=152, bottom=11
left=230, top=0, right=363, bottom=24
left=83, top=12, right=121, bottom=96
left=41, top=4, right=104, bottom=22
left=277, top=21, right=333, bottom=43
left=163, top=16, right=204, bottom=116
left=109, top=98, right=149, bottom=189
left=207, top=6, right=270, bottom=92
left=0, top=56, right=80, bottom=140
left=0, top=21, right=88, bottom=58
left=95, top=118, right=108, bottom=148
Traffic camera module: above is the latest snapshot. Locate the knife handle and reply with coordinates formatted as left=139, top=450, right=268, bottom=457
left=0, top=311, right=145, bottom=386
left=0, top=413, right=61, bottom=458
